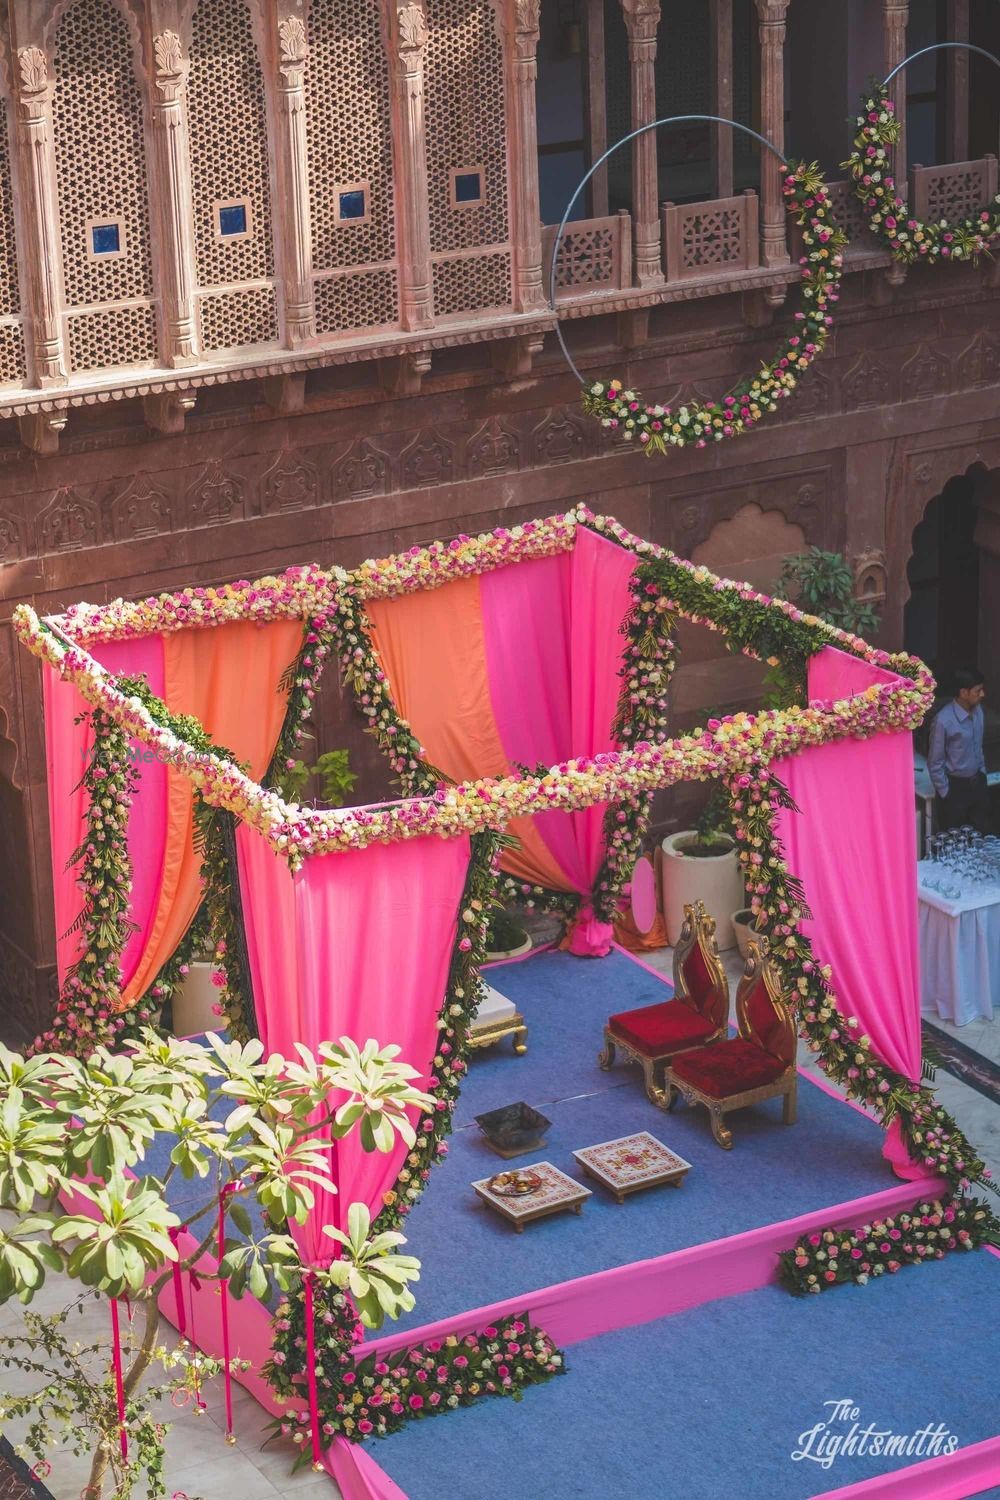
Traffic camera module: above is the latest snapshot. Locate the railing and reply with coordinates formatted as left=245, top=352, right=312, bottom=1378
left=661, top=189, right=759, bottom=281
left=542, top=211, right=632, bottom=300
left=822, top=180, right=881, bottom=257
left=911, top=155, right=998, bottom=224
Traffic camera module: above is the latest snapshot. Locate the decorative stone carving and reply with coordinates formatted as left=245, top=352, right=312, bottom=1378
left=853, top=549, right=887, bottom=607
left=186, top=460, right=246, bottom=525
left=18, top=411, right=67, bottom=456
left=272, top=12, right=315, bottom=345
left=17, top=46, right=48, bottom=93
left=150, top=31, right=197, bottom=364
left=792, top=482, right=823, bottom=532
left=900, top=344, right=951, bottom=403
left=753, top=0, right=790, bottom=270
left=466, top=418, right=520, bottom=479
left=400, top=431, right=454, bottom=489
left=915, top=462, right=933, bottom=484
left=515, top=0, right=541, bottom=31
left=109, top=474, right=172, bottom=542
left=620, top=0, right=663, bottom=288
left=37, top=487, right=99, bottom=553
left=957, top=333, right=1000, bottom=391
left=332, top=439, right=390, bottom=502
left=396, top=4, right=428, bottom=52
left=842, top=352, right=897, bottom=411
left=532, top=410, right=586, bottom=466
left=0, top=513, right=23, bottom=565
left=278, top=14, right=308, bottom=71
left=153, top=30, right=185, bottom=88
left=143, top=392, right=197, bottom=435
left=263, top=449, right=318, bottom=513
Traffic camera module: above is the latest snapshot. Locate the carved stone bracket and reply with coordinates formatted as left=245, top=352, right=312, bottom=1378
left=853, top=549, right=887, bottom=607
left=490, top=333, right=543, bottom=378
left=143, top=391, right=197, bottom=435
left=19, top=409, right=67, bottom=456
left=616, top=307, right=651, bottom=349
left=378, top=351, right=432, bottom=397
left=263, top=372, right=307, bottom=416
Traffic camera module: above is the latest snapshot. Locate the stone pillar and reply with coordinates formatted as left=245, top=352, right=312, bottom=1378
left=946, top=0, right=969, bottom=163
left=11, top=43, right=66, bottom=385
left=495, top=0, right=545, bottom=311
left=710, top=0, right=733, bottom=200
left=883, top=0, right=908, bottom=182
left=754, top=0, right=789, bottom=268
left=620, top=0, right=662, bottom=287
left=272, top=7, right=316, bottom=345
left=384, top=3, right=433, bottom=329
left=148, top=28, right=199, bottom=365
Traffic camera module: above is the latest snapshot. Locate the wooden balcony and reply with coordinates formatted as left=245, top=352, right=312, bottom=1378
left=541, top=213, right=632, bottom=301
left=662, top=190, right=759, bottom=282
left=911, top=155, right=998, bottom=225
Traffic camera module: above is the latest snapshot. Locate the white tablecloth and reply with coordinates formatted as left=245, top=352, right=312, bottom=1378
left=917, top=862, right=1000, bottom=1026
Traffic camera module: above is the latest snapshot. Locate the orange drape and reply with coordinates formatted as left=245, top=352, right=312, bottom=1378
left=121, top=619, right=303, bottom=1006
left=366, top=579, right=571, bottom=893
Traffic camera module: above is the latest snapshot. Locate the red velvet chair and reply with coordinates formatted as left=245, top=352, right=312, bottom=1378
left=663, top=938, right=797, bottom=1149
left=598, top=901, right=729, bottom=1107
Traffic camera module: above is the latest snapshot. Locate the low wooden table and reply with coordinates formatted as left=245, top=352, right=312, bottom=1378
left=472, top=1161, right=591, bottom=1232
left=573, top=1131, right=692, bottom=1203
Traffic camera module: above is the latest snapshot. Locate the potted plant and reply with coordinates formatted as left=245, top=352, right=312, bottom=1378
left=485, top=908, right=532, bottom=962
left=660, top=788, right=742, bottom=950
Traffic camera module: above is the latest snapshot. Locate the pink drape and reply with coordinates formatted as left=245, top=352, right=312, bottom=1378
left=43, top=637, right=166, bottom=990
left=236, top=827, right=472, bottom=1265
left=480, top=528, right=635, bottom=952
left=774, top=647, right=924, bottom=1178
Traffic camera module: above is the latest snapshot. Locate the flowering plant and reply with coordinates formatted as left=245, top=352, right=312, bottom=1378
left=844, top=83, right=1000, bottom=264
left=266, top=1305, right=563, bottom=1449
left=581, top=162, right=844, bottom=454
left=778, top=1196, right=999, bottom=1294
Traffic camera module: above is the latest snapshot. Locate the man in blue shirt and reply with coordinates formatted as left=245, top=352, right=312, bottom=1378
left=927, top=667, right=988, bottom=833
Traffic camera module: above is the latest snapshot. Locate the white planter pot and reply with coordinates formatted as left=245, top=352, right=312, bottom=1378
left=485, top=934, right=533, bottom=963
left=731, top=909, right=759, bottom=961
left=171, top=960, right=219, bottom=1039
left=659, top=832, right=743, bottom=951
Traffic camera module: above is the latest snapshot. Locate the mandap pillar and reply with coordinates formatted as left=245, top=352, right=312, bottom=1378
left=620, top=0, right=662, bottom=288
left=10, top=39, right=67, bottom=385
left=148, top=21, right=199, bottom=365
left=754, top=0, right=790, bottom=271
left=384, top=3, right=434, bottom=329
left=271, top=6, right=316, bottom=346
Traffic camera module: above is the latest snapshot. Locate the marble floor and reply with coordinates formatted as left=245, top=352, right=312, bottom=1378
left=2, top=925, right=995, bottom=1500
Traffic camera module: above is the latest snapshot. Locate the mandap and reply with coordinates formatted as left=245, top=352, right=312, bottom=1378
left=14, top=507, right=991, bottom=1498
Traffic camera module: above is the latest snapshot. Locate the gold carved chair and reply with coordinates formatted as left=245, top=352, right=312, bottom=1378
left=598, top=901, right=729, bottom=1107
left=663, top=938, right=797, bottom=1149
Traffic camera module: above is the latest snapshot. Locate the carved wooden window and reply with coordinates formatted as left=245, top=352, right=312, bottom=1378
left=52, top=0, right=157, bottom=374
left=305, top=0, right=398, bottom=335
left=424, top=0, right=512, bottom=316
left=187, top=0, right=278, bottom=351
left=0, top=95, right=26, bottom=386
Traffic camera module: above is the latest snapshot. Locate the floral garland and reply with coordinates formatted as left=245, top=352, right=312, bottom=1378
left=265, top=614, right=338, bottom=790
left=581, top=162, right=844, bottom=454
left=728, top=763, right=992, bottom=1197
left=29, top=709, right=157, bottom=1057
left=845, top=83, right=1000, bottom=265
left=266, top=1300, right=563, bottom=1450
left=590, top=573, right=678, bottom=922
left=779, top=1196, right=998, bottom=1295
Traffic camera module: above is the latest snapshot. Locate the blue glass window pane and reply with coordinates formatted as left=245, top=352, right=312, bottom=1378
left=218, top=203, right=248, bottom=237
left=91, top=223, right=121, bottom=255
left=338, top=189, right=367, bottom=221
left=454, top=171, right=482, bottom=204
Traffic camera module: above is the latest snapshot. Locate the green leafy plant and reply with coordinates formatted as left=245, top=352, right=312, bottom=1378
left=276, top=744, right=357, bottom=808
left=763, top=548, right=881, bottom=709
left=0, top=1031, right=431, bottom=1497
left=485, top=908, right=529, bottom=954
left=322, top=1202, right=421, bottom=1327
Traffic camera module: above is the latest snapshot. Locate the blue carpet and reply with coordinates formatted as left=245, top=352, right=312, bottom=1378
left=373, top=1249, right=1000, bottom=1500
left=391, top=949, right=893, bottom=1331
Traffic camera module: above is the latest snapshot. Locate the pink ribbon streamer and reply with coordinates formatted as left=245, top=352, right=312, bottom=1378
left=109, top=1297, right=128, bottom=1461
left=303, top=1272, right=323, bottom=1470
left=218, top=1183, right=238, bottom=1437
left=168, top=1226, right=187, bottom=1336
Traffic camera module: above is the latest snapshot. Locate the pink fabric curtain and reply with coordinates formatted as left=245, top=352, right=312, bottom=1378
left=774, top=646, right=924, bottom=1177
left=480, top=527, right=636, bottom=952
left=43, top=637, right=167, bottom=990
left=236, top=827, right=473, bottom=1265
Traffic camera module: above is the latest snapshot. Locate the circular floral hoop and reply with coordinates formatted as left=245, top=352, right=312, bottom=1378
left=845, top=80, right=1000, bottom=265
left=582, top=161, right=844, bottom=454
